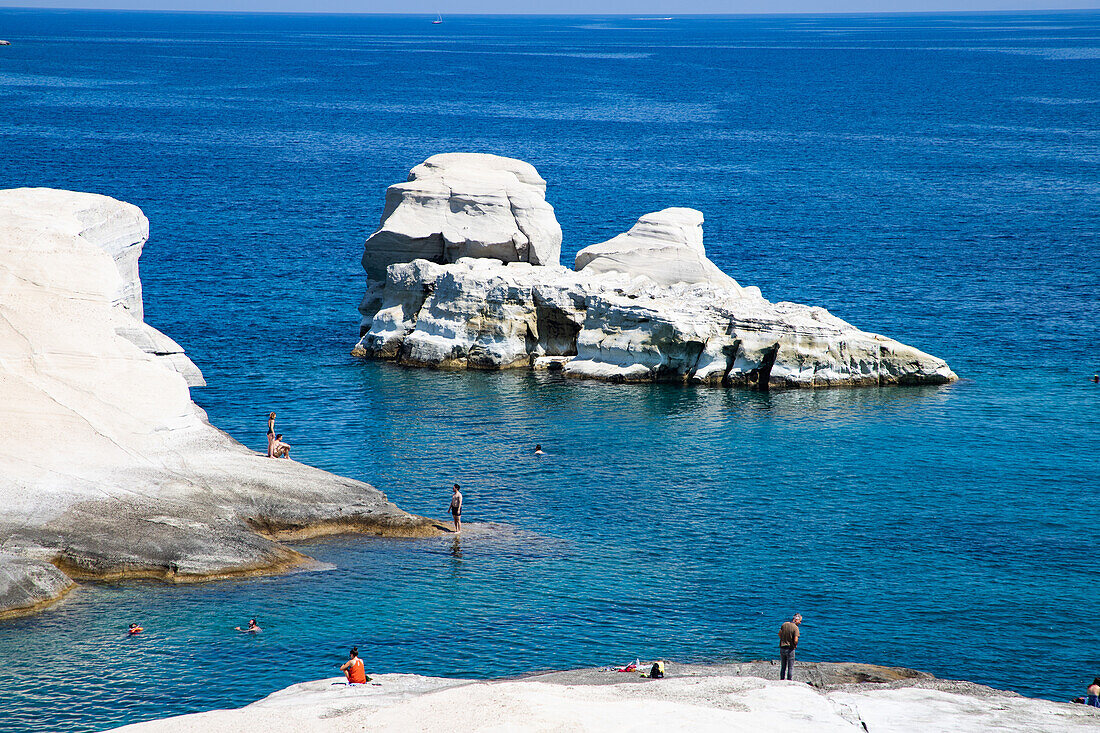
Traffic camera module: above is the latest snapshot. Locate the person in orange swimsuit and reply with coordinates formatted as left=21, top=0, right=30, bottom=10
left=340, top=647, right=367, bottom=684
left=128, top=623, right=143, bottom=635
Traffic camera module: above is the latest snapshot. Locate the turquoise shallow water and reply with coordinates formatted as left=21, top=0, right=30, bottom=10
left=0, top=9, right=1098, bottom=732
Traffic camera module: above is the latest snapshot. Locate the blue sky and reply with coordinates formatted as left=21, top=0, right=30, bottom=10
left=2, top=0, right=1098, bottom=12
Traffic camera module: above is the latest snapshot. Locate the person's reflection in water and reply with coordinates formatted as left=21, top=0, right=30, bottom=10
left=450, top=535, right=462, bottom=559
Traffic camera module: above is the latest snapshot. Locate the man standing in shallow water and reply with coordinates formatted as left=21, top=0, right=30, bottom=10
left=778, top=613, right=802, bottom=681
left=450, top=483, right=463, bottom=533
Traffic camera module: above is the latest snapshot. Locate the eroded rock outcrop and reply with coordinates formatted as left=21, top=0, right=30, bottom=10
left=358, top=153, right=562, bottom=327
left=354, top=157, right=956, bottom=388
left=0, top=188, right=443, bottom=619
left=575, top=207, right=753, bottom=293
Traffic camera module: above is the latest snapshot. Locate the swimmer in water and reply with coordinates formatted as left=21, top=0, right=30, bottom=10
left=128, top=623, right=143, bottom=635
left=450, top=483, right=462, bottom=534
left=340, top=646, right=367, bottom=684
left=235, top=618, right=261, bottom=633
left=534, top=444, right=545, bottom=455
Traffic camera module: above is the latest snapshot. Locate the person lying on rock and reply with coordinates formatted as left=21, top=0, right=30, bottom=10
left=272, top=434, right=291, bottom=459
left=235, top=618, right=261, bottom=633
left=340, top=647, right=368, bottom=684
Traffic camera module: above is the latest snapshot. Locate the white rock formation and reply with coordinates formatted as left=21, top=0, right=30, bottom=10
left=110, top=666, right=1099, bottom=733
left=354, top=257, right=955, bottom=388
left=0, top=188, right=440, bottom=619
left=354, top=159, right=955, bottom=388
left=575, top=207, right=752, bottom=293
left=360, top=153, right=562, bottom=282
left=0, top=188, right=205, bottom=386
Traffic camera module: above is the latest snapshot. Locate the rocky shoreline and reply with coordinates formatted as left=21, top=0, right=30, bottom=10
left=109, top=660, right=1099, bottom=732
left=0, top=188, right=450, bottom=620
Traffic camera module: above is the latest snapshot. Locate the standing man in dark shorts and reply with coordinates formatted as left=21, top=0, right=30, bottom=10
left=450, top=483, right=463, bottom=533
left=778, top=613, right=802, bottom=680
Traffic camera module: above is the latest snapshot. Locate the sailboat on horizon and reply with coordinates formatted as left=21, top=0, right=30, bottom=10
left=432, top=13, right=443, bottom=24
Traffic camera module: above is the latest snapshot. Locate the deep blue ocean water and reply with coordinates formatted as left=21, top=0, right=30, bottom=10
left=1, top=9, right=1099, bottom=732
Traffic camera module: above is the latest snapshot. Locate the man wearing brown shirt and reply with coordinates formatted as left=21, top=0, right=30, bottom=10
left=778, top=613, right=802, bottom=680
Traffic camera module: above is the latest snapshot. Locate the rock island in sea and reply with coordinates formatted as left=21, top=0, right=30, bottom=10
left=353, top=153, right=956, bottom=389
left=0, top=188, right=447, bottom=620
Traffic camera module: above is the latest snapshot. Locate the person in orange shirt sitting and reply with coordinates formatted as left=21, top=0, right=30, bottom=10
left=340, top=647, right=368, bottom=684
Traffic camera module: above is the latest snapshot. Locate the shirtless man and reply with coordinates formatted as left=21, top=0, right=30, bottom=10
left=272, top=434, right=290, bottom=459
left=534, top=444, right=545, bottom=455
left=450, top=484, right=463, bottom=533
left=235, top=618, right=261, bottom=633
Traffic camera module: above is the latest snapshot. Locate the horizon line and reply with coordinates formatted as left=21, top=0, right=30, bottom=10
left=2, top=5, right=1099, bottom=15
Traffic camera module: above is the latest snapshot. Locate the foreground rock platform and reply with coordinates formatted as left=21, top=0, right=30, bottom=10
left=110, top=661, right=1097, bottom=732
left=355, top=156, right=956, bottom=389
left=0, top=188, right=448, bottom=619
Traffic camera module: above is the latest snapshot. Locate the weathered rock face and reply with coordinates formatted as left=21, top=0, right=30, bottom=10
left=354, top=257, right=955, bottom=387
left=575, top=207, right=752, bottom=293
left=354, top=158, right=955, bottom=388
left=0, top=188, right=443, bottom=619
left=360, top=153, right=562, bottom=283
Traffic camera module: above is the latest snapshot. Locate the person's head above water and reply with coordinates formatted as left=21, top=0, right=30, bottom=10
left=535, top=444, right=542, bottom=451
left=248, top=618, right=257, bottom=626
left=349, top=646, right=359, bottom=659
left=129, top=623, right=138, bottom=629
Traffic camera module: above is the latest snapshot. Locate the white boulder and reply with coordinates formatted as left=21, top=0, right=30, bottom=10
left=360, top=153, right=563, bottom=283
left=575, top=207, right=753, bottom=293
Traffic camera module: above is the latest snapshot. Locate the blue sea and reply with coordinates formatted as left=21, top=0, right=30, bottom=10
left=1, top=9, right=1099, bottom=732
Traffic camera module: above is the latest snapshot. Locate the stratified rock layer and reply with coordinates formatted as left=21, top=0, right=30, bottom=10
left=355, top=258, right=955, bottom=387
left=0, top=188, right=442, bottom=618
left=354, top=158, right=955, bottom=389
left=360, top=153, right=562, bottom=281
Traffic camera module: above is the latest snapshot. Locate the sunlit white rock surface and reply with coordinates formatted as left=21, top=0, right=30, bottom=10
left=354, top=159, right=955, bottom=388
left=0, top=188, right=439, bottom=618
left=575, top=207, right=751, bottom=293
left=355, top=256, right=955, bottom=387
left=360, top=153, right=562, bottom=281
left=110, top=664, right=1098, bottom=733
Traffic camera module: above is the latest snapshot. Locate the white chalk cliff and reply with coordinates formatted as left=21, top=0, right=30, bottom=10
left=354, top=156, right=956, bottom=388
left=0, top=188, right=441, bottom=619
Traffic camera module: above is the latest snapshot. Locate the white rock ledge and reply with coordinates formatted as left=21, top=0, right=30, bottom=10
left=354, top=157, right=956, bottom=389
left=0, top=188, right=443, bottom=618
left=108, top=663, right=1098, bottom=733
